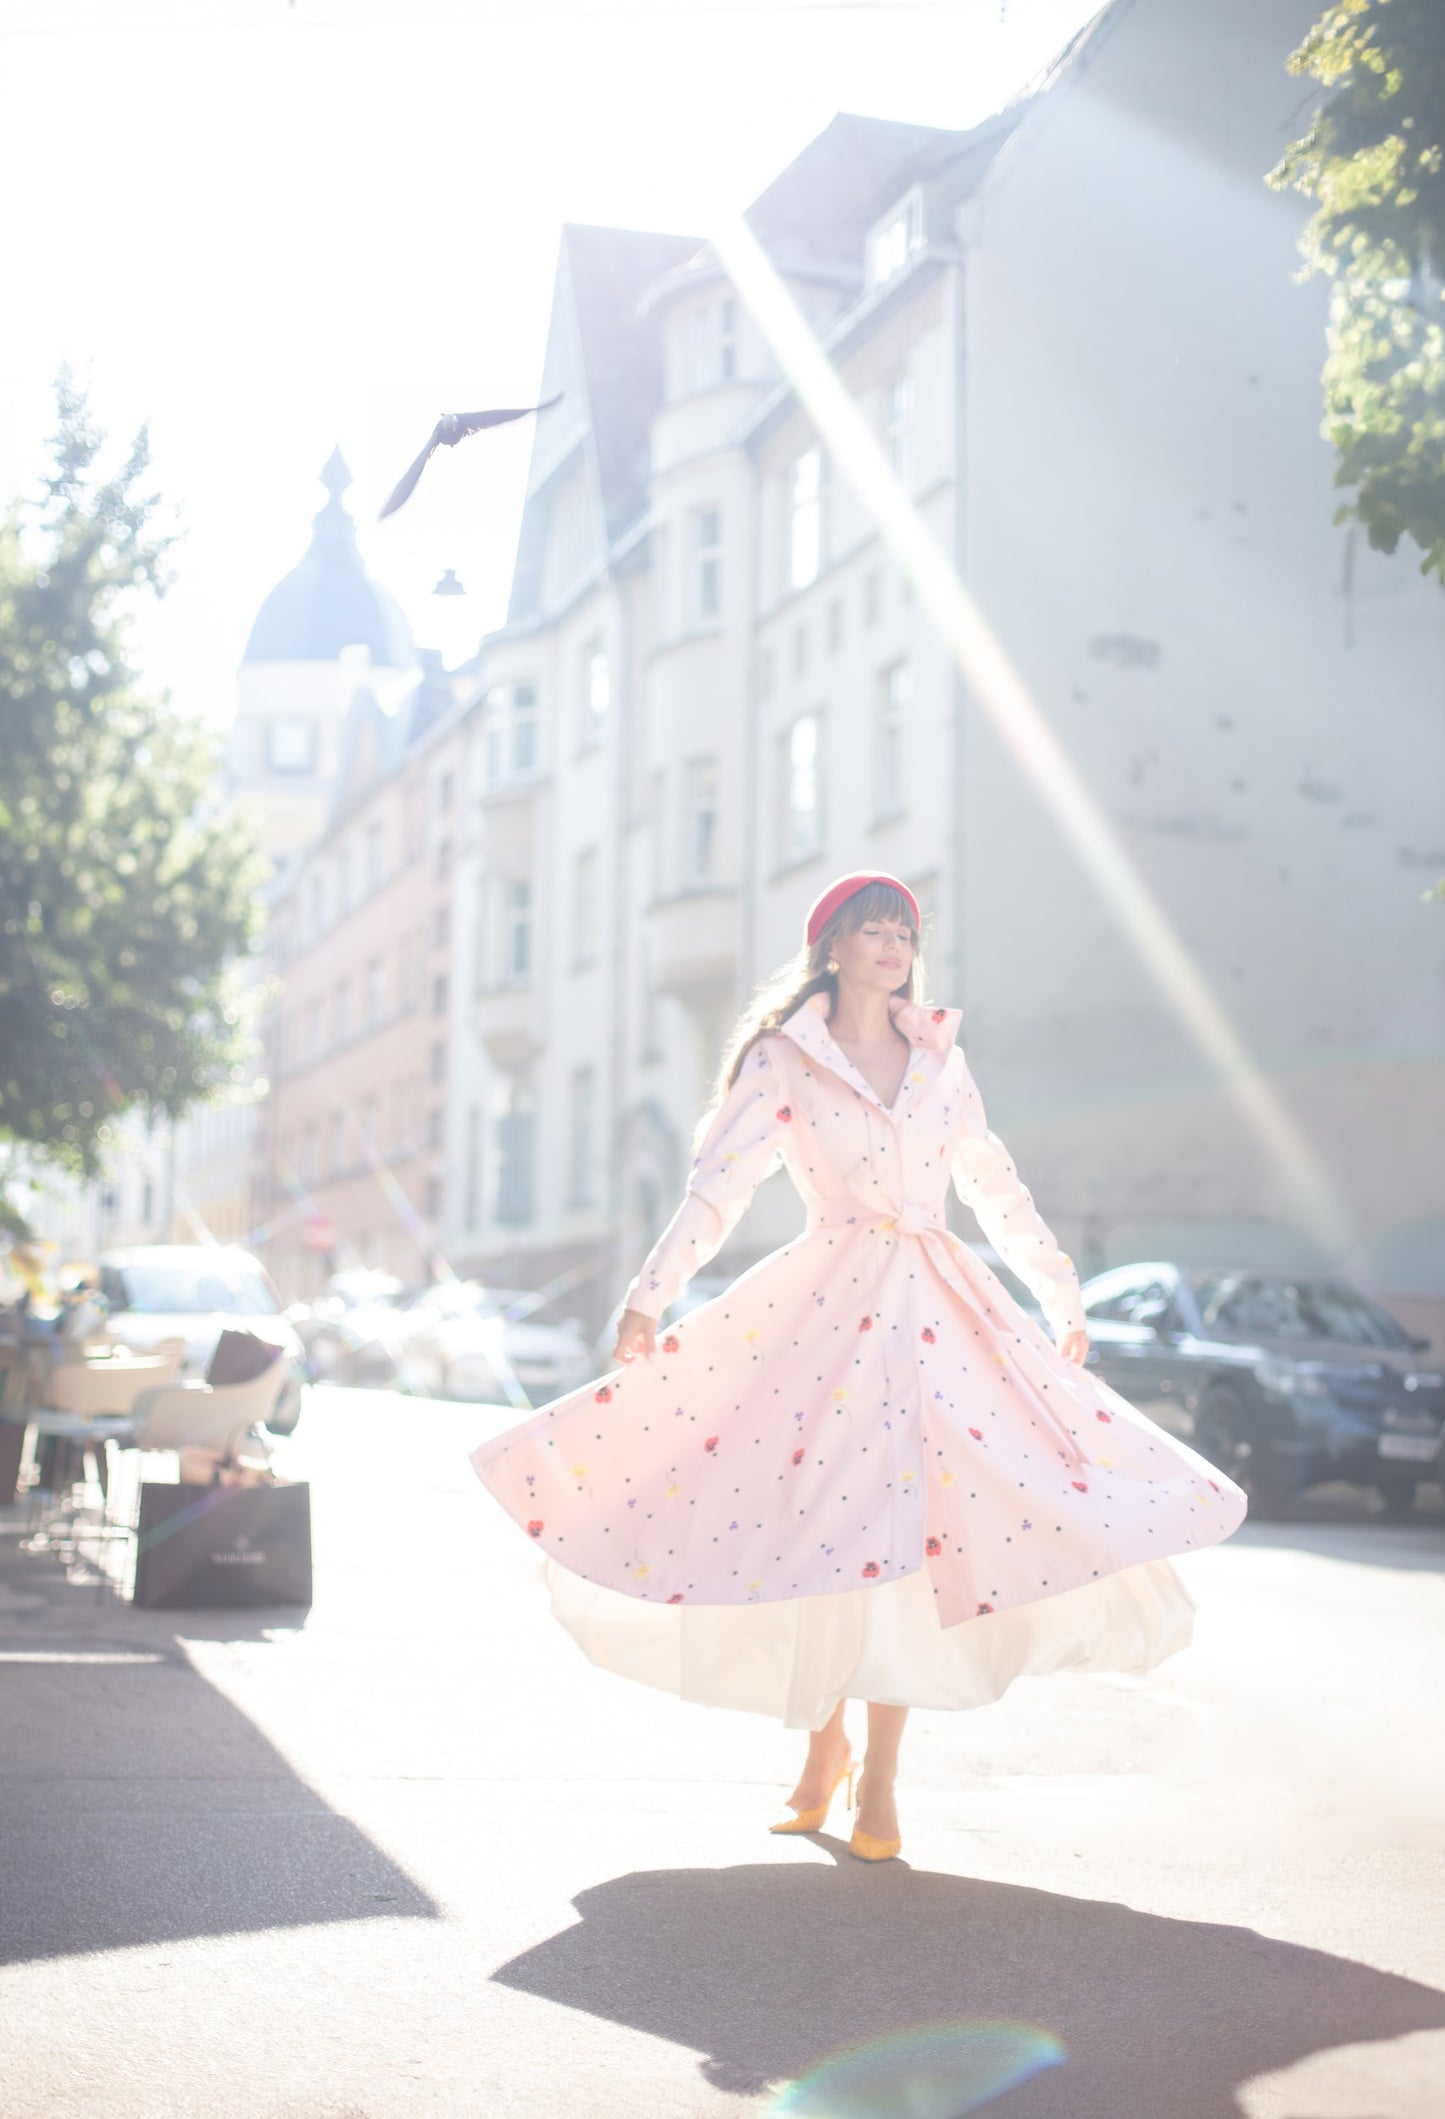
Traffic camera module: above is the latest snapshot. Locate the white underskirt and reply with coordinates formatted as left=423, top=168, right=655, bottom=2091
left=542, top=1553, right=1197, bottom=1731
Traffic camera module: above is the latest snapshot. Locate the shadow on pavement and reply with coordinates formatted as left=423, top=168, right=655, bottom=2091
left=494, top=1853, right=1445, bottom=2117
left=0, top=1525, right=439, bottom=1968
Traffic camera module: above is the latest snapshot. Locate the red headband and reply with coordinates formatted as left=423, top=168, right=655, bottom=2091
left=804, top=871, right=921, bottom=948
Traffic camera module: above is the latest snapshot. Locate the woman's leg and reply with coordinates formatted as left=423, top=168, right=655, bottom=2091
left=856, top=1702, right=908, bottom=1840
left=784, top=1699, right=851, bottom=1813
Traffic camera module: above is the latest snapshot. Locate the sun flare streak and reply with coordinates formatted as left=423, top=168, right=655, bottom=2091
left=711, top=212, right=1351, bottom=1253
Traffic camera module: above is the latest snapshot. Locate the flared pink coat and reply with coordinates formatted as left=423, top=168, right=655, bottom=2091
left=472, top=991, right=1248, bottom=1633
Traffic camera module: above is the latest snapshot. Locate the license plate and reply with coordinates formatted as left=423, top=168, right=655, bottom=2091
left=1377, top=1432, right=1439, bottom=1462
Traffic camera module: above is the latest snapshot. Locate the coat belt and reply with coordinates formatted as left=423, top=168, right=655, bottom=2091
left=805, top=1199, right=946, bottom=1236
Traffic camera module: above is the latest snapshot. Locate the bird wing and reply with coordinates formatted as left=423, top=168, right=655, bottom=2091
left=377, top=423, right=446, bottom=520
left=450, top=392, right=563, bottom=437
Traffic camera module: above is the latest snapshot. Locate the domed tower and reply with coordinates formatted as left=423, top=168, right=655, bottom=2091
left=228, top=447, right=417, bottom=864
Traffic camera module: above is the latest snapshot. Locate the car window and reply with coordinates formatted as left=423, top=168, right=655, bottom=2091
left=107, top=1259, right=279, bottom=1316
left=1192, top=1274, right=1410, bottom=1347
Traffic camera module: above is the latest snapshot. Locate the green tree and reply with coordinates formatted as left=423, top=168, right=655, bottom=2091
left=0, top=377, right=264, bottom=1222
left=1270, top=0, right=1445, bottom=582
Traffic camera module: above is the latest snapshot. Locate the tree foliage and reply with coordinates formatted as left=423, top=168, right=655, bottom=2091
left=0, top=377, right=264, bottom=1206
left=1270, top=0, right=1445, bottom=581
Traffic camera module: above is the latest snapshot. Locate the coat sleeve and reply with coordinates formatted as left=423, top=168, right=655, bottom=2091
left=621, top=1037, right=789, bottom=1322
left=950, top=1061, right=1087, bottom=1344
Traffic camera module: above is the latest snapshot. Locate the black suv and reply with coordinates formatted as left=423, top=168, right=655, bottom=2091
left=1079, top=1264, right=1443, bottom=1518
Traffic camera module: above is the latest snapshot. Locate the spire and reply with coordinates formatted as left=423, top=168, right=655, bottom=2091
left=312, top=446, right=358, bottom=550
left=320, top=445, right=352, bottom=501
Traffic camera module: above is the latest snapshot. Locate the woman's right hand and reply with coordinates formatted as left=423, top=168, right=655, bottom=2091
left=613, top=1308, right=657, bottom=1365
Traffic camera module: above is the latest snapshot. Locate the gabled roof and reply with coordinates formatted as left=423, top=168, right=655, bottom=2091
left=507, top=224, right=699, bottom=624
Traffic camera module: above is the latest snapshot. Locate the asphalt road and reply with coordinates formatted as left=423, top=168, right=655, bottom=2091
left=2, top=1385, right=1443, bottom=2119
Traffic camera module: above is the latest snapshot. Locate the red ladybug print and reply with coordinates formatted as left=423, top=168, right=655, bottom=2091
left=925, top=1536, right=942, bottom=1556
left=667, top=1592, right=685, bottom=1604
left=662, top=1334, right=680, bottom=1353
left=594, top=1386, right=612, bottom=1404
left=776, top=1105, right=793, bottom=1122
left=968, top=1426, right=983, bottom=1441
left=921, top=1326, right=936, bottom=1344
left=976, top=1600, right=994, bottom=1615
left=704, top=1435, right=719, bottom=1453
left=1207, top=1479, right=1220, bottom=1492
left=931, top=1008, right=946, bottom=1022
left=861, top=1560, right=881, bottom=1578
left=526, top=1520, right=544, bottom=1539
left=1071, top=1479, right=1089, bottom=1492
left=1095, top=1408, right=1113, bottom=1423
left=792, top=1448, right=806, bottom=1466
left=858, top=1316, right=874, bottom=1332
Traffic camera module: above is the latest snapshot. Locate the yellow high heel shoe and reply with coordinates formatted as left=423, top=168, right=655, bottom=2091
left=847, top=1774, right=902, bottom=1862
left=769, top=1751, right=856, bottom=1835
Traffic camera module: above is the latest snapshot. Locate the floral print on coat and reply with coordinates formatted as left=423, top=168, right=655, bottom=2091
left=471, top=991, right=1248, bottom=1628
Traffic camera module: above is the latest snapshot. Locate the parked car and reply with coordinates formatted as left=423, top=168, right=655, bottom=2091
left=288, top=1269, right=413, bottom=1387
left=97, top=1244, right=308, bottom=1434
left=1078, top=1263, right=1444, bottom=1517
left=397, top=1280, right=594, bottom=1406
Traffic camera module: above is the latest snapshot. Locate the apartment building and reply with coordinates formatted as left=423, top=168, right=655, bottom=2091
left=444, top=1, right=1442, bottom=1346
left=254, top=653, right=462, bottom=1297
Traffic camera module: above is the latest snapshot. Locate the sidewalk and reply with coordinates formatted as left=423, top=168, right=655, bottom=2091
left=2, top=1390, right=1444, bottom=2118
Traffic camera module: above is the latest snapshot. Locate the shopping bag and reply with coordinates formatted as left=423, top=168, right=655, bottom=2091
left=132, top=1480, right=313, bottom=1609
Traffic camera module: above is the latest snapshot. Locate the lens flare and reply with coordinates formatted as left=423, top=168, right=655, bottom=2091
left=711, top=210, right=1353, bottom=1258
left=768, top=2019, right=1067, bottom=2117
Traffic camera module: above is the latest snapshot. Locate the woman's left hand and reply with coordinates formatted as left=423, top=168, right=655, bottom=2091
left=1057, top=1327, right=1090, bottom=1366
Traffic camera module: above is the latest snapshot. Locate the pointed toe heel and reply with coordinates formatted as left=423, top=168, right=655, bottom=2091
left=769, top=1755, right=855, bottom=1835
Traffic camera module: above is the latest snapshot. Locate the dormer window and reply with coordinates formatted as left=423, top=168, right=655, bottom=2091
left=684, top=295, right=738, bottom=393
left=866, top=188, right=923, bottom=290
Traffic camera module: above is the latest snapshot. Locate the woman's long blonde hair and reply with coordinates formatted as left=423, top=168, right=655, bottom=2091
left=694, top=880, right=926, bottom=1150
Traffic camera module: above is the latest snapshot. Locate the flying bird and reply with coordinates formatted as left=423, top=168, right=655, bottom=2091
left=378, top=394, right=563, bottom=519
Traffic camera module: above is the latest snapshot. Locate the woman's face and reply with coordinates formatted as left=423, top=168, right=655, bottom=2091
left=830, top=907, right=915, bottom=995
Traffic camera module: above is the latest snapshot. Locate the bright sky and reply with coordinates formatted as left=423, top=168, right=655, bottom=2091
left=0, top=0, right=1099, bottom=725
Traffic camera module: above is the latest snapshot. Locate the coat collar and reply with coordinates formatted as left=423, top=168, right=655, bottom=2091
left=777, top=990, right=963, bottom=1118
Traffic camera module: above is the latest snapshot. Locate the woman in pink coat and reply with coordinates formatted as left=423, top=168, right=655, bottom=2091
left=472, top=871, right=1248, bottom=1861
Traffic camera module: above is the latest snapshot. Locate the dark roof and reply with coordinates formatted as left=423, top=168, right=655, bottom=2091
left=244, top=448, right=416, bottom=668
left=507, top=225, right=699, bottom=624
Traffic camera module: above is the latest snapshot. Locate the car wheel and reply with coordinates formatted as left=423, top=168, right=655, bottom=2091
left=1197, top=1387, right=1295, bottom=1520
left=1376, top=1478, right=1417, bottom=1521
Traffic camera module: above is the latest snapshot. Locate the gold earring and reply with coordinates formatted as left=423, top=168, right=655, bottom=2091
left=827, top=959, right=839, bottom=973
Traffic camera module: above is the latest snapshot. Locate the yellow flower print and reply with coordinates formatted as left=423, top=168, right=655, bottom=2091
left=634, top=1562, right=650, bottom=1578
left=900, top=1470, right=917, bottom=1484
left=1097, top=1456, right=1113, bottom=1469
left=832, top=1387, right=848, bottom=1402
left=940, top=1470, right=956, bottom=1488
left=744, top=1327, right=760, bottom=1343
left=571, top=1463, right=589, bottom=1479
left=665, top=1482, right=681, bottom=1499
left=747, top=1578, right=762, bottom=1592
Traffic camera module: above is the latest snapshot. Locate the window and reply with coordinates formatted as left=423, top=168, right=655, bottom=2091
left=876, top=660, right=911, bottom=818
left=638, top=933, right=661, bottom=1061
left=885, top=373, right=914, bottom=487
left=328, top=1110, right=345, bottom=1174
left=866, top=188, right=923, bottom=289
left=366, top=957, right=385, bottom=1025
left=682, top=758, right=719, bottom=885
left=569, top=1066, right=598, bottom=1207
left=780, top=711, right=824, bottom=865
left=685, top=297, right=738, bottom=392
left=825, top=598, right=844, bottom=655
left=758, top=645, right=775, bottom=701
left=483, top=683, right=539, bottom=785
left=336, top=844, right=353, bottom=915
left=791, top=623, right=808, bottom=678
left=266, top=717, right=316, bottom=774
left=332, top=980, right=351, bottom=1045
left=580, top=642, right=608, bottom=747
left=573, top=847, right=600, bottom=965
left=690, top=506, right=722, bottom=621
left=435, top=838, right=452, bottom=883
left=501, top=878, right=532, bottom=985
left=493, top=1069, right=534, bottom=1226
left=433, top=904, right=449, bottom=949
left=430, top=1039, right=446, bottom=1085
left=364, top=822, right=385, bottom=893
left=788, top=446, right=826, bottom=590
left=863, top=569, right=882, bottom=628
left=305, top=999, right=323, bottom=1061
left=432, top=972, right=449, bottom=1017
left=306, top=874, right=324, bottom=941
left=437, top=771, right=454, bottom=815
left=427, top=1108, right=443, bottom=1152
left=300, top=1123, right=319, bottom=1184
left=425, top=1176, right=443, bottom=1221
